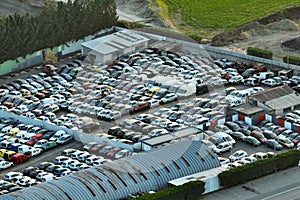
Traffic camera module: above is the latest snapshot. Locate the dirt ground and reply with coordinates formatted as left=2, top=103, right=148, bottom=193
left=116, top=1, right=300, bottom=61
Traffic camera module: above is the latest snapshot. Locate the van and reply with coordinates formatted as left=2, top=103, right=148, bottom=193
left=253, top=72, right=274, bottom=80
left=10, top=143, right=22, bottom=152
left=49, top=130, right=67, bottom=142
left=4, top=151, right=16, bottom=161
left=278, top=69, right=293, bottom=78
left=18, top=145, right=32, bottom=154
left=0, top=149, right=6, bottom=158
left=34, top=139, right=48, bottom=148
left=196, top=83, right=211, bottom=95
left=0, top=141, right=12, bottom=150
left=209, top=132, right=236, bottom=146
left=41, top=174, right=54, bottom=182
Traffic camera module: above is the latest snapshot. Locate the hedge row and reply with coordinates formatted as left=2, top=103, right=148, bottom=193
left=135, top=180, right=205, bottom=200
left=283, top=55, right=300, bottom=66
left=246, top=47, right=273, bottom=59
left=219, top=150, right=300, bottom=187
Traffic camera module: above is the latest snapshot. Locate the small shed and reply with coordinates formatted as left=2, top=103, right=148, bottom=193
left=81, top=29, right=149, bottom=64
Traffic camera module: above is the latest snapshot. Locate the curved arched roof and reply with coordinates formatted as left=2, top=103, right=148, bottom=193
left=2, top=140, right=220, bottom=200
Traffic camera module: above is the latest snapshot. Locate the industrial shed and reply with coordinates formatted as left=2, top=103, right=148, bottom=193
left=2, top=140, right=221, bottom=200
left=81, top=29, right=149, bottom=64
left=247, top=85, right=300, bottom=115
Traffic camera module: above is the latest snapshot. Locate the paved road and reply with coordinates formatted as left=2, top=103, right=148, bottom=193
left=0, top=141, right=83, bottom=179
left=202, top=166, right=300, bottom=200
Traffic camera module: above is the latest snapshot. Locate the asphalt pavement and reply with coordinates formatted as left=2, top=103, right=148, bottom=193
left=202, top=165, right=300, bottom=200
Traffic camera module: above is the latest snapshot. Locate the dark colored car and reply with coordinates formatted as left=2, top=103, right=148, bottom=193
left=23, top=166, right=38, bottom=176
left=244, top=136, right=261, bottom=147
left=56, top=135, right=73, bottom=145
left=265, top=139, right=283, bottom=151
left=229, top=131, right=246, bottom=141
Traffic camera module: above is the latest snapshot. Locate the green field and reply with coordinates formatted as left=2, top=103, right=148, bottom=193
left=154, top=0, right=300, bottom=37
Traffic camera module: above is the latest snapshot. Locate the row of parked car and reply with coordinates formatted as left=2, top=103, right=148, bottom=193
left=218, top=150, right=276, bottom=169
left=0, top=116, right=75, bottom=171
left=201, top=119, right=299, bottom=156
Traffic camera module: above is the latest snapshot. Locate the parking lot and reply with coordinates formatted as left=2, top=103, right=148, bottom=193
left=0, top=43, right=300, bottom=196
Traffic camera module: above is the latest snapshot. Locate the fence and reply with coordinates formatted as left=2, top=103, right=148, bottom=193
left=135, top=30, right=300, bottom=75
left=0, top=110, right=134, bottom=152
left=0, top=27, right=116, bottom=76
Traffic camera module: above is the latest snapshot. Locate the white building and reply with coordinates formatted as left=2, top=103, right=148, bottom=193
left=81, top=29, right=149, bottom=64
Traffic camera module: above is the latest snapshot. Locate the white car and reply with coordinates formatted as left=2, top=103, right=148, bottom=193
left=240, top=156, right=257, bottom=165
left=0, top=161, right=14, bottom=170
left=28, top=148, right=43, bottom=157
left=213, top=141, right=233, bottom=154
left=160, top=93, right=178, bottom=104
left=218, top=157, right=230, bottom=165
left=228, top=75, right=243, bottom=84
left=229, top=150, right=248, bottom=162
left=261, top=79, right=277, bottom=87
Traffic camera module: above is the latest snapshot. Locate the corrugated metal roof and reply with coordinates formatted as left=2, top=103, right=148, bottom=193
left=3, top=140, right=220, bottom=200
left=142, top=127, right=201, bottom=147
left=266, top=93, right=300, bottom=110
left=250, top=85, right=294, bottom=102
left=81, top=30, right=149, bottom=55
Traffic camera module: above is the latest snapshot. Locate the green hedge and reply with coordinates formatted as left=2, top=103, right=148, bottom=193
left=246, top=47, right=273, bottom=59
left=219, top=150, right=300, bottom=187
left=135, top=180, right=205, bottom=200
left=283, top=55, right=300, bottom=66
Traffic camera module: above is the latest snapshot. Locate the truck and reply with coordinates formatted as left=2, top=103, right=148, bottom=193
left=11, top=153, right=30, bottom=164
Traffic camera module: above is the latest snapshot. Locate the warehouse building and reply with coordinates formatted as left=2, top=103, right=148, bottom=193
left=81, top=29, right=149, bottom=64
left=247, top=85, right=300, bottom=115
left=2, top=141, right=220, bottom=200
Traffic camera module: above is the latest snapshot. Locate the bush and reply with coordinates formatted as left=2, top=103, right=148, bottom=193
left=135, top=180, right=205, bottom=200
left=219, top=150, right=300, bottom=187
left=283, top=55, right=300, bottom=66
left=246, top=47, right=273, bottom=59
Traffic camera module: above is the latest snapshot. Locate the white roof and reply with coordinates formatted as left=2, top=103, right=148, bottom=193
left=81, top=30, right=149, bottom=55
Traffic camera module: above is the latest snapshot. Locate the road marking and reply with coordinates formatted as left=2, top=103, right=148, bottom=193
left=262, top=185, right=300, bottom=200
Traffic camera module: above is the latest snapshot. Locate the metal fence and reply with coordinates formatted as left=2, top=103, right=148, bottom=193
left=0, top=110, right=134, bottom=151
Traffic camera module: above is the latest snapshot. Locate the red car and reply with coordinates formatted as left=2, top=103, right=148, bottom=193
left=292, top=135, right=300, bottom=145
left=26, top=134, right=44, bottom=146
left=130, top=102, right=150, bottom=113
left=11, top=154, right=30, bottom=164
left=251, top=131, right=267, bottom=143
left=90, top=144, right=106, bottom=154
left=105, top=148, right=122, bottom=159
